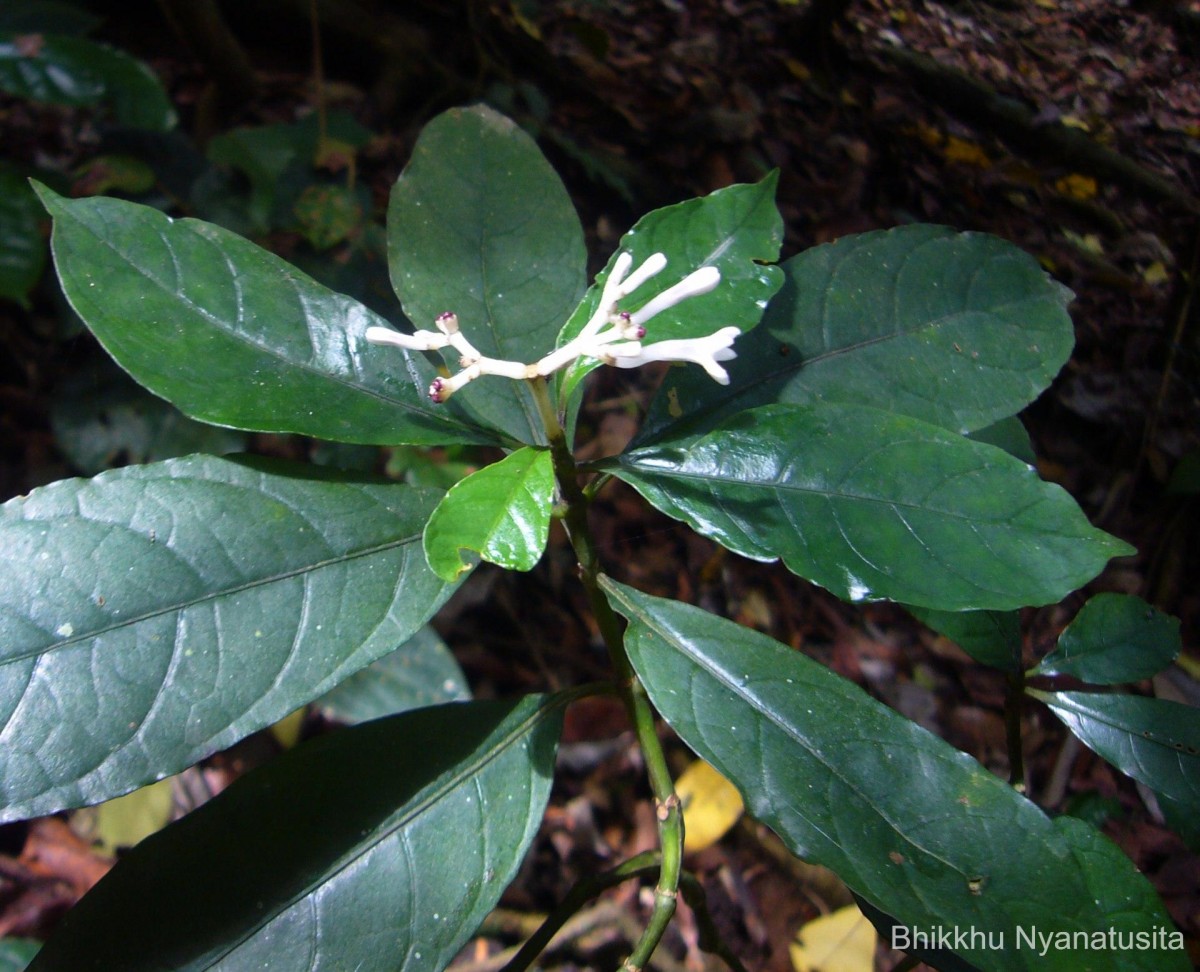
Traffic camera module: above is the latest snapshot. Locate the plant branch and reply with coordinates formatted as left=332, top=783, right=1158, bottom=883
left=499, top=852, right=661, bottom=972
left=528, top=376, right=685, bottom=971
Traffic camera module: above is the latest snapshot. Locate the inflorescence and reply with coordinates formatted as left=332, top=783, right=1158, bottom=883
left=365, top=251, right=739, bottom=403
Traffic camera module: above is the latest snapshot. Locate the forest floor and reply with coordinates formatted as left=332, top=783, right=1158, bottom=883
left=1, top=0, right=1198, bottom=969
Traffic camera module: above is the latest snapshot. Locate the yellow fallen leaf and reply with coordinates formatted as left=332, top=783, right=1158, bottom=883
left=914, top=122, right=944, bottom=149
left=790, top=903, right=877, bottom=972
left=1142, top=261, right=1169, bottom=286
left=1055, top=173, right=1098, bottom=200
left=89, top=778, right=175, bottom=855
left=270, top=706, right=308, bottom=749
left=785, top=58, right=811, bottom=81
left=509, top=1, right=542, bottom=40
left=1063, top=229, right=1105, bottom=256
left=943, top=136, right=990, bottom=167
left=677, top=759, right=744, bottom=853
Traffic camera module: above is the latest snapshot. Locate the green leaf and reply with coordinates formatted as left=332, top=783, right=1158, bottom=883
left=608, top=403, right=1131, bottom=611
left=968, top=416, right=1036, bottom=465
left=638, top=226, right=1073, bottom=445
left=316, top=625, right=470, bottom=724
left=906, top=418, right=1035, bottom=663
left=388, top=105, right=586, bottom=444
left=294, top=183, right=365, bottom=251
left=50, top=358, right=247, bottom=474
left=1031, top=691, right=1200, bottom=811
left=0, top=33, right=175, bottom=130
left=0, top=455, right=458, bottom=820
left=908, top=606, right=1021, bottom=671
left=558, top=174, right=784, bottom=408
left=199, top=113, right=374, bottom=236
left=1033, top=594, right=1180, bottom=683
left=36, top=185, right=496, bottom=447
left=0, top=166, right=47, bottom=307
left=602, top=579, right=1188, bottom=972
left=423, top=446, right=554, bottom=581
left=85, top=777, right=175, bottom=855
left=28, top=695, right=563, bottom=971
left=1157, top=791, right=1200, bottom=851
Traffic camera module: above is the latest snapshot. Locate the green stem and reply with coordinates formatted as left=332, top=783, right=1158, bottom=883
left=500, top=852, right=661, bottom=972
left=527, top=377, right=685, bottom=971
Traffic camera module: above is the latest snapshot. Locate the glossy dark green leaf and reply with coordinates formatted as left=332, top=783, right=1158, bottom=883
left=0, top=455, right=458, bottom=821
left=908, top=606, right=1021, bottom=671
left=556, top=174, right=783, bottom=408
left=0, top=33, right=174, bottom=130
left=603, top=579, right=1188, bottom=972
left=316, top=625, right=470, bottom=725
left=1157, top=791, right=1200, bottom=851
left=1032, top=691, right=1200, bottom=811
left=1033, top=594, right=1180, bottom=683
left=0, top=165, right=47, bottom=307
left=904, top=417, right=1035, bottom=658
left=638, top=226, right=1073, bottom=445
left=423, top=447, right=555, bottom=581
left=388, top=105, right=586, bottom=444
left=853, top=896, right=981, bottom=972
left=609, top=404, right=1131, bottom=611
left=29, top=695, right=563, bottom=971
left=36, top=186, right=495, bottom=447
left=968, top=416, right=1036, bottom=465
left=50, top=358, right=247, bottom=474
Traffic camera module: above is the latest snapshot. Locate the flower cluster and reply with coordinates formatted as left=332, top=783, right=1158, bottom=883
left=365, top=251, right=739, bottom=403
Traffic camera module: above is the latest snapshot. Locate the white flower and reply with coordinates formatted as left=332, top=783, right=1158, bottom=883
left=365, top=325, right=449, bottom=352
left=616, top=251, right=667, bottom=299
left=368, top=253, right=736, bottom=403
left=628, top=266, right=720, bottom=327
left=605, top=325, right=741, bottom=384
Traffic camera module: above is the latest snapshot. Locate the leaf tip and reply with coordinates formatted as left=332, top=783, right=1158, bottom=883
left=28, top=179, right=61, bottom=213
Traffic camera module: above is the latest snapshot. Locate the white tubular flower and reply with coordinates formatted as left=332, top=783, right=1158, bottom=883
left=429, top=366, right=478, bottom=403
left=365, top=325, right=449, bottom=352
left=607, top=325, right=741, bottom=384
left=616, top=251, right=667, bottom=299
left=369, top=257, right=736, bottom=403
left=629, top=265, right=721, bottom=328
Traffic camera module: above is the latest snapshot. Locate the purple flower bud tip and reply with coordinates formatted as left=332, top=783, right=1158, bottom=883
left=618, top=311, right=632, bottom=321
left=633, top=324, right=646, bottom=338
left=429, top=378, right=447, bottom=403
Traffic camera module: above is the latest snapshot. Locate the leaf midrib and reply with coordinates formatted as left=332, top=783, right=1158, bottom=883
left=617, top=454, right=1054, bottom=529
left=212, top=694, right=567, bottom=967
left=3, top=529, right=423, bottom=666
left=60, top=201, right=473, bottom=432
